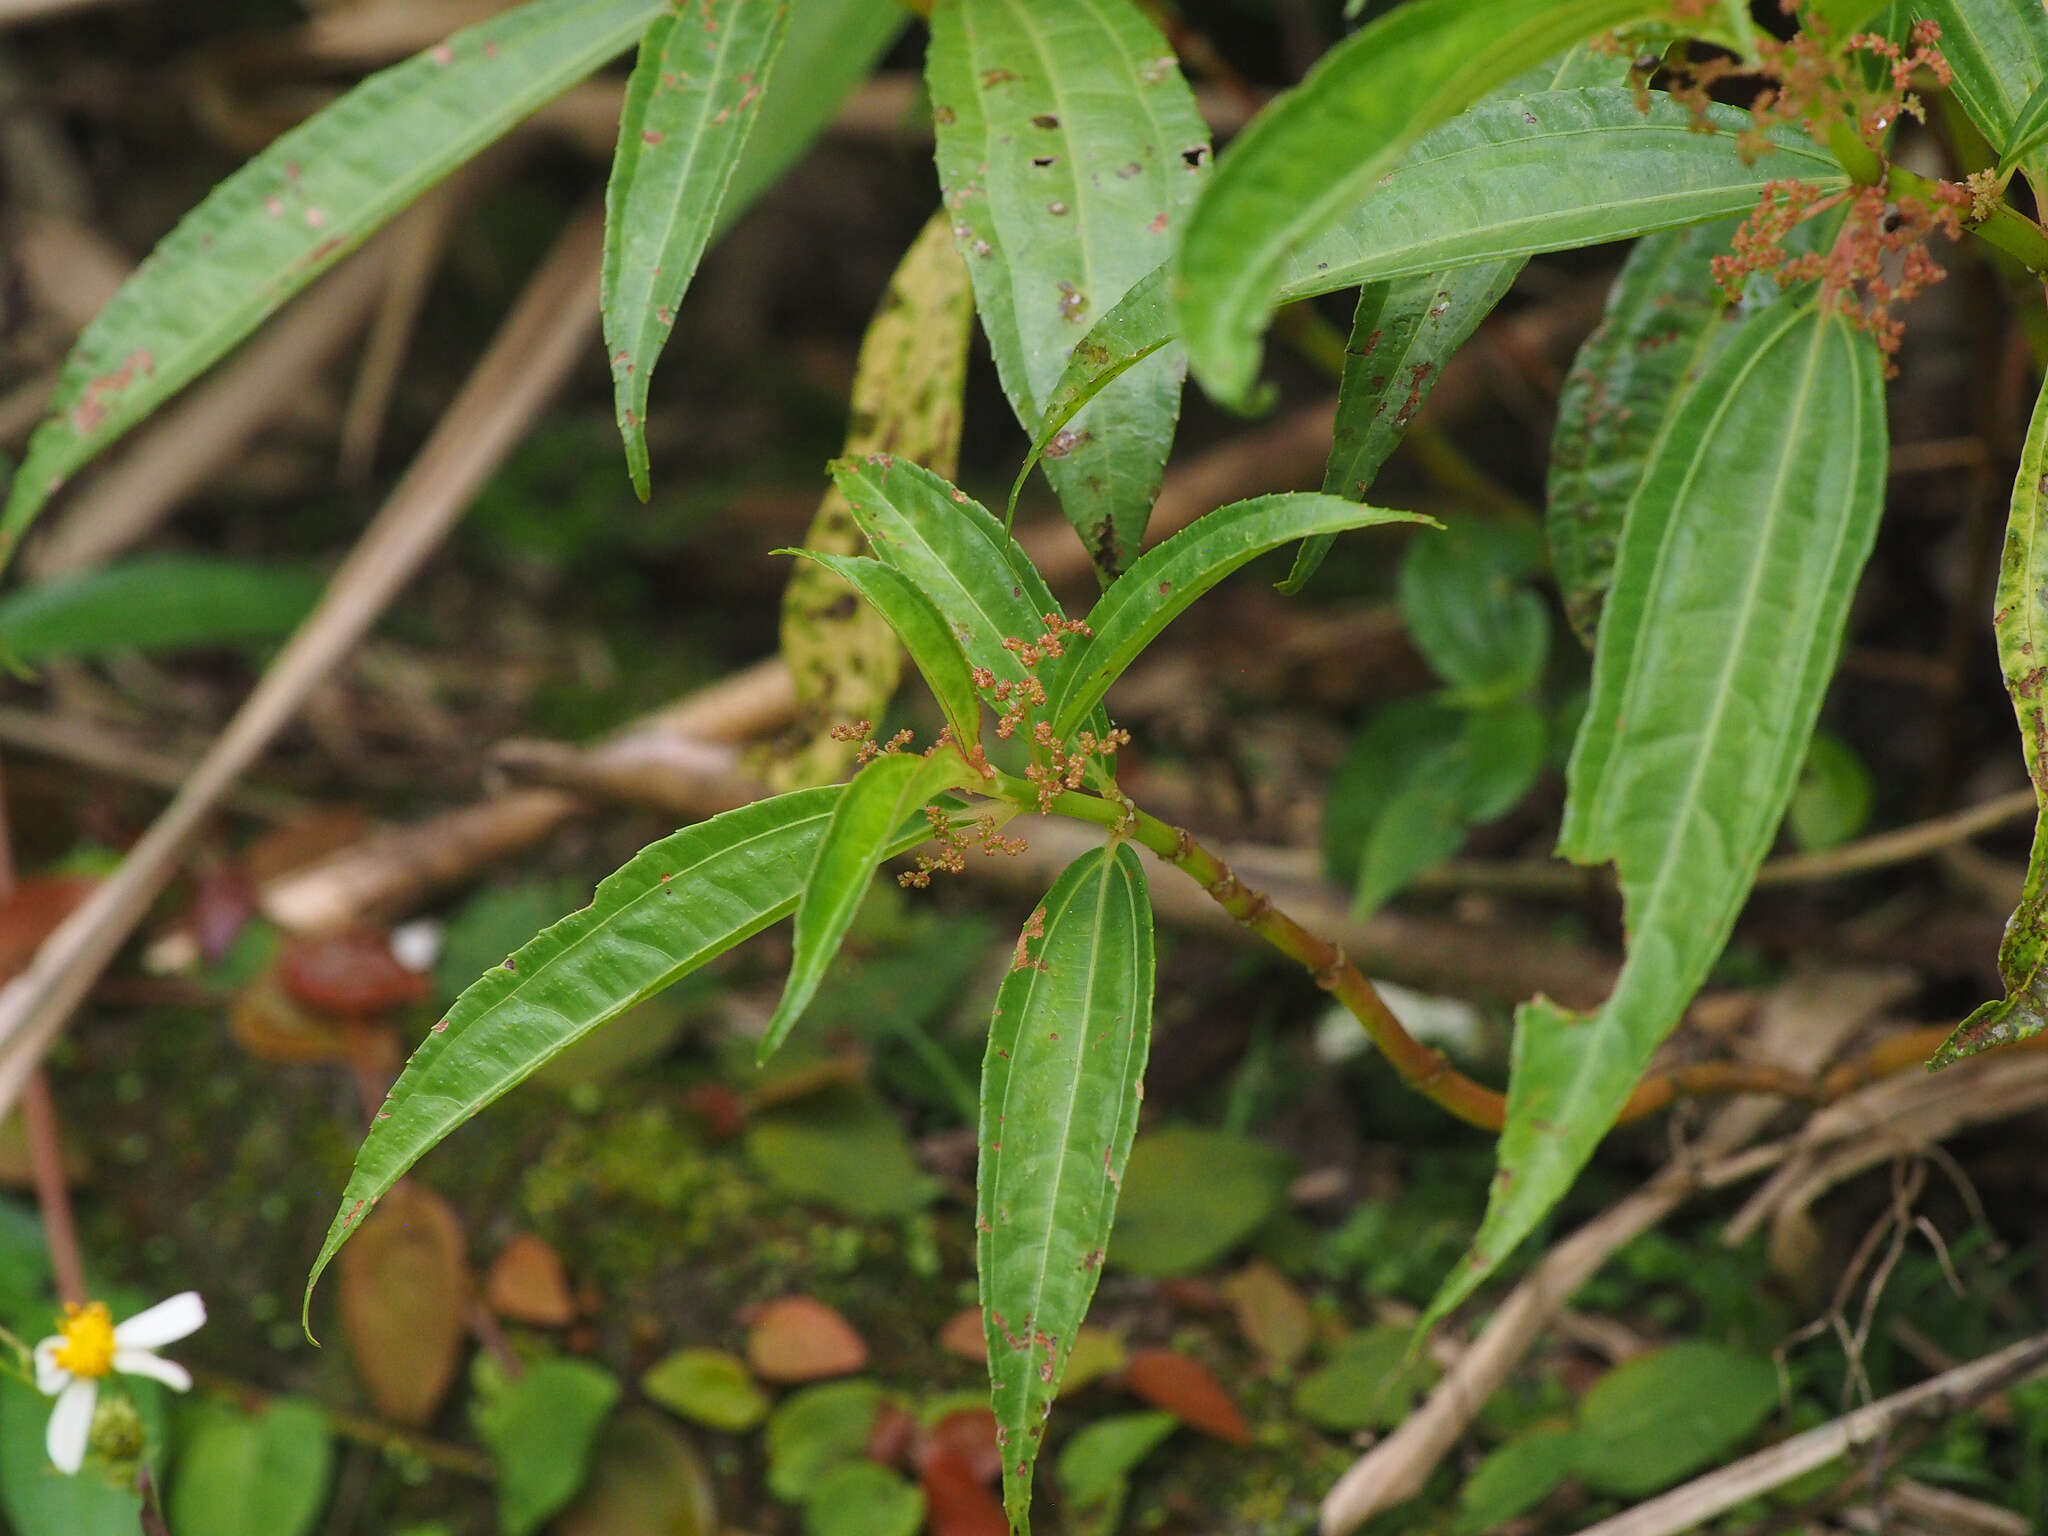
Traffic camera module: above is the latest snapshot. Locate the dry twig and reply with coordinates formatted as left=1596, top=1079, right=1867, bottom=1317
left=0, top=204, right=605, bottom=1120
left=1573, top=1331, right=2048, bottom=1536
left=1318, top=969, right=1913, bottom=1535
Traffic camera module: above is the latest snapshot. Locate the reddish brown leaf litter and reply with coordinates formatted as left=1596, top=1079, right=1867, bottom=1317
left=279, top=930, right=431, bottom=1016
left=1124, top=1347, right=1251, bottom=1445
left=338, top=1182, right=468, bottom=1426
left=0, top=876, right=95, bottom=979
left=484, top=1232, right=576, bottom=1327
left=190, top=862, right=257, bottom=963
left=917, top=1407, right=1002, bottom=1485
left=937, top=1304, right=988, bottom=1362
left=230, top=971, right=350, bottom=1064
left=684, top=1081, right=747, bottom=1140
left=1221, top=1260, right=1314, bottom=1373
left=742, top=1296, right=868, bottom=1382
left=866, top=1398, right=921, bottom=1470
left=920, top=1447, right=1007, bottom=1536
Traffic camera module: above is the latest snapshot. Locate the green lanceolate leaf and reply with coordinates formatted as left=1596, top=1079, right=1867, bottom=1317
left=1938, top=370, right=2048, bottom=1064
left=1007, top=263, right=1176, bottom=530
left=776, top=214, right=974, bottom=789
left=760, top=751, right=978, bottom=1064
left=1046, top=492, right=1430, bottom=740
left=2, top=0, right=666, bottom=561
left=306, top=786, right=935, bottom=1324
left=604, top=0, right=792, bottom=498
left=1172, top=0, right=1675, bottom=406
left=0, top=555, right=324, bottom=664
left=832, top=455, right=1067, bottom=695
left=1285, top=44, right=1622, bottom=593
left=1913, top=0, right=2048, bottom=198
left=1549, top=220, right=1741, bottom=648
left=721, top=0, right=904, bottom=215
left=1284, top=264, right=1521, bottom=592
left=2003, top=76, right=2048, bottom=182
left=783, top=552, right=982, bottom=754
left=927, top=0, right=1209, bottom=575
left=1426, top=298, right=1886, bottom=1329
left=1273, top=91, right=1838, bottom=303
left=980, top=843, right=1153, bottom=1530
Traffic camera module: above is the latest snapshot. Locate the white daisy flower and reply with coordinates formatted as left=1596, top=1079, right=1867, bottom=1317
left=32, top=1292, right=205, bottom=1474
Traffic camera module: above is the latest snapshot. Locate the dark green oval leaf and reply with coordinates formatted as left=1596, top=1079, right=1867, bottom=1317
left=167, top=1398, right=333, bottom=1536
left=1343, top=701, right=1547, bottom=918
left=928, top=0, right=1207, bottom=573
left=604, top=0, right=791, bottom=498
left=765, top=1380, right=882, bottom=1502
left=1396, top=518, right=1549, bottom=700
left=1570, top=1343, right=1777, bottom=1497
left=980, top=842, right=1154, bottom=1530
left=1428, top=298, right=1887, bottom=1329
left=472, top=1354, right=621, bottom=1536
left=1108, top=1125, right=1291, bottom=1278
left=1454, top=1427, right=1580, bottom=1535
left=1293, top=1324, right=1439, bottom=1433
left=2, top=0, right=666, bottom=558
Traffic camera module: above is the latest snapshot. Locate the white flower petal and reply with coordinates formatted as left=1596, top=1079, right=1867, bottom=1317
left=45, top=1379, right=95, bottom=1474
left=112, top=1291, right=205, bottom=1351
left=112, top=1349, right=190, bottom=1393
left=32, top=1339, right=69, bottom=1397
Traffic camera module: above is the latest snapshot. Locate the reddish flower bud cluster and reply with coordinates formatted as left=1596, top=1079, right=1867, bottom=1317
left=827, top=717, right=913, bottom=765
left=899, top=805, right=1031, bottom=889
left=1024, top=721, right=1133, bottom=814
left=1674, top=11, right=1973, bottom=368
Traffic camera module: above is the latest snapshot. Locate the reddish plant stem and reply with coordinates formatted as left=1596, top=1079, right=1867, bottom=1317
left=0, top=753, right=86, bottom=1306
left=1036, top=787, right=2042, bottom=1133
left=21, top=1077, right=83, bottom=1307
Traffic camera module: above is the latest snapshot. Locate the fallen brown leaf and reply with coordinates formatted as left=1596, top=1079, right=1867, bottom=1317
left=744, top=1296, right=867, bottom=1383
left=338, top=1182, right=468, bottom=1425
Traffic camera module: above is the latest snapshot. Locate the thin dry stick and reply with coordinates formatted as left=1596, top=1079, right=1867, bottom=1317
left=0, top=203, right=605, bottom=1122
left=246, top=406, right=1341, bottom=929
left=259, top=656, right=795, bottom=931
left=0, top=704, right=306, bottom=821
left=1753, top=786, right=2037, bottom=885
left=1316, top=969, right=1912, bottom=1535
left=338, top=169, right=464, bottom=483
left=0, top=0, right=143, bottom=22
left=19, top=1075, right=80, bottom=1306
left=1573, top=1331, right=2048, bottom=1536
left=1415, top=785, right=2040, bottom=899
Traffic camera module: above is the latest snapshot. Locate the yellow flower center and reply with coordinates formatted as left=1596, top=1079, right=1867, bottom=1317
left=53, top=1302, right=115, bottom=1378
